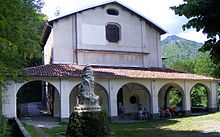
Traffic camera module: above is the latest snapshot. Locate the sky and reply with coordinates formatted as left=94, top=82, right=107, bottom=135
left=42, top=0, right=207, bottom=43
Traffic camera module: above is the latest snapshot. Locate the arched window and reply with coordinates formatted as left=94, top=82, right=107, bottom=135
left=106, top=23, right=120, bottom=42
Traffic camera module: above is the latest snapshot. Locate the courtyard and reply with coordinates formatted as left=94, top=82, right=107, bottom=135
left=23, top=112, right=220, bottom=137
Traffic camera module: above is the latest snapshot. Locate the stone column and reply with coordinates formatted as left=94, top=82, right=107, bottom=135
left=60, top=80, right=70, bottom=122
left=208, top=81, right=218, bottom=112
left=2, top=82, right=16, bottom=118
left=108, top=80, right=118, bottom=122
left=150, top=80, right=159, bottom=118
left=183, top=81, right=191, bottom=116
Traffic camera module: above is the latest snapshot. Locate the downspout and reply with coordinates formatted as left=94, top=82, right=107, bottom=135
left=59, top=78, right=62, bottom=120
left=140, top=19, right=145, bottom=67
left=75, top=14, right=78, bottom=65
left=107, top=79, right=111, bottom=119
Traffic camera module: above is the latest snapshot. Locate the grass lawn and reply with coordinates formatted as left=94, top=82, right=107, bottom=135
left=41, top=112, right=220, bottom=137
left=23, top=123, right=41, bottom=137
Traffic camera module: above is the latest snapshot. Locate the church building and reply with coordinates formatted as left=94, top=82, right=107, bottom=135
left=2, top=0, right=218, bottom=122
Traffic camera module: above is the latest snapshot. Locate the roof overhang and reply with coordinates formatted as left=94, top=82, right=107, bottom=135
left=22, top=64, right=217, bottom=81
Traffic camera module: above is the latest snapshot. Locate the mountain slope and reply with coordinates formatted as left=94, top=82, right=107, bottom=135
left=162, top=35, right=203, bottom=67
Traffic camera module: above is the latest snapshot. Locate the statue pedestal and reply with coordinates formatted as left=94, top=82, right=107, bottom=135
left=74, top=105, right=101, bottom=113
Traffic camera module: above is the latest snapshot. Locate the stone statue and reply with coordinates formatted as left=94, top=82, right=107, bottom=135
left=74, top=65, right=101, bottom=112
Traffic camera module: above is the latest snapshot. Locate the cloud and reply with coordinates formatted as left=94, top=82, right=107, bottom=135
left=177, top=30, right=207, bottom=43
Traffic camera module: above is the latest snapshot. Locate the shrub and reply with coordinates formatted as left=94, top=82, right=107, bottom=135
left=0, top=117, right=12, bottom=137
left=66, top=110, right=109, bottom=137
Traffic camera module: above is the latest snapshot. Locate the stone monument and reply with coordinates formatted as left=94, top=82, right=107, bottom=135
left=74, top=65, right=101, bottom=112
left=66, top=66, right=109, bottom=136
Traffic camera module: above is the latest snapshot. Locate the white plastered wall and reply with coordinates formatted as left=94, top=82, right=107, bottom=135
left=76, top=3, right=162, bottom=67
left=121, top=86, right=150, bottom=113
left=52, top=15, right=76, bottom=64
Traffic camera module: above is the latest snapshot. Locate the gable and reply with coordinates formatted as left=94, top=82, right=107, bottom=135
left=41, top=1, right=166, bottom=48
left=48, top=1, right=166, bottom=34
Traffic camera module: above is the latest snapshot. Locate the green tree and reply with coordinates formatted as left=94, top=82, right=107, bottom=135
left=0, top=0, right=45, bottom=117
left=170, top=59, right=195, bottom=73
left=169, top=53, right=216, bottom=77
left=168, top=89, right=182, bottom=107
left=194, top=53, right=216, bottom=77
left=191, top=85, right=208, bottom=107
left=171, top=0, right=220, bottom=68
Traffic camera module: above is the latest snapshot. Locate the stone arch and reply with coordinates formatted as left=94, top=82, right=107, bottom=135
left=158, top=83, right=184, bottom=114
left=16, top=80, right=60, bottom=118
left=116, top=82, right=150, bottom=119
left=16, top=79, right=60, bottom=95
left=190, top=83, right=210, bottom=113
left=69, top=82, right=109, bottom=115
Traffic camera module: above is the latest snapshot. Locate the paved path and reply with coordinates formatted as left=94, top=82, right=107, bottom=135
left=34, top=127, right=53, bottom=137
left=21, top=117, right=61, bottom=137
left=21, top=116, right=60, bottom=128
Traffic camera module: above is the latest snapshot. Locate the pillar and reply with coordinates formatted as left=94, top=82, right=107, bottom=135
left=208, top=81, right=218, bottom=112
left=150, top=80, right=159, bottom=118
left=2, top=82, right=17, bottom=118
left=60, top=80, right=70, bottom=122
left=183, top=81, right=191, bottom=116
left=108, top=80, right=118, bottom=122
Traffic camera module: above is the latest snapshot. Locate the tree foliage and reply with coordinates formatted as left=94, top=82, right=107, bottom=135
left=0, top=0, right=45, bottom=116
left=171, top=0, right=220, bottom=66
left=170, top=59, right=195, bottom=73
left=168, top=89, right=182, bottom=107
left=170, top=53, right=216, bottom=77
left=191, top=85, right=208, bottom=107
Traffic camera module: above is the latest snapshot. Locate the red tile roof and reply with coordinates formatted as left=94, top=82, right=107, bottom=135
left=22, top=64, right=215, bottom=81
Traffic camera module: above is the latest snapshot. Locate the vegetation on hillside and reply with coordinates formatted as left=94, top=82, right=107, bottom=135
left=171, top=0, right=220, bottom=75
left=162, top=35, right=217, bottom=77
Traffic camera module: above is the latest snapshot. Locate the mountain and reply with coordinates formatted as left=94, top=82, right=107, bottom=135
left=162, top=35, right=203, bottom=67
left=161, top=35, right=201, bottom=45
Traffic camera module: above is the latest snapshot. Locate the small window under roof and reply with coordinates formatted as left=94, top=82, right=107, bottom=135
left=107, top=8, right=119, bottom=16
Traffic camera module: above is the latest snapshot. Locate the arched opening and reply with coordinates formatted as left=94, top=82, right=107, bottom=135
left=117, top=83, right=150, bottom=120
left=69, top=82, right=109, bottom=115
left=16, top=80, right=60, bottom=119
left=158, top=83, right=184, bottom=117
left=190, top=83, right=209, bottom=114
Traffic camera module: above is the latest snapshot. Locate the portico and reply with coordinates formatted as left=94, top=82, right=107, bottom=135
left=2, top=64, right=218, bottom=122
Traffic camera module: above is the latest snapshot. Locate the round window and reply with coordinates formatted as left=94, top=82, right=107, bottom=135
left=106, top=8, right=119, bottom=16
left=130, top=96, right=137, bottom=104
